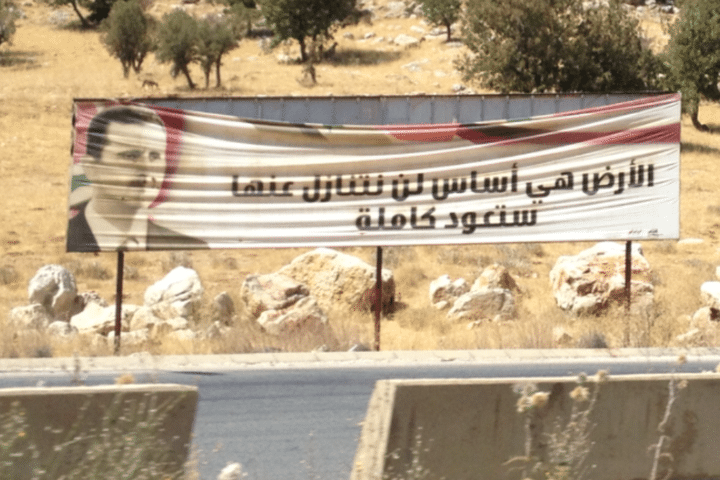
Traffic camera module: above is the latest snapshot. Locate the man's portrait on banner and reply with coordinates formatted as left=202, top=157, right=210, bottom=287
left=66, top=105, right=207, bottom=252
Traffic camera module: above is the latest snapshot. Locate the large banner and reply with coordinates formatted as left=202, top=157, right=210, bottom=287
left=66, top=94, right=680, bottom=252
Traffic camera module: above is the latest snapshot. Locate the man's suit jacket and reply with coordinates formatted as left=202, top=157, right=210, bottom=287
left=66, top=201, right=208, bottom=252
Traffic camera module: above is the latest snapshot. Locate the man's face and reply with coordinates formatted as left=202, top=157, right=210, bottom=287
left=85, top=120, right=166, bottom=211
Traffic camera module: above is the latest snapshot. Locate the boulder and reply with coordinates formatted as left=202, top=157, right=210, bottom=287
left=447, top=288, right=516, bottom=322
left=383, top=1, right=410, bottom=18
left=107, top=329, right=150, bottom=347
left=71, top=303, right=138, bottom=335
left=240, top=273, right=309, bottom=320
left=218, top=463, right=245, bottom=480
left=205, top=321, right=232, bottom=340
left=277, top=248, right=394, bottom=314
left=213, top=292, right=235, bottom=325
left=9, top=304, right=52, bottom=330
left=144, top=267, right=203, bottom=319
left=472, top=264, right=519, bottom=292
left=549, top=242, right=654, bottom=316
left=393, top=33, right=421, bottom=48
left=257, top=296, right=328, bottom=336
left=130, top=306, right=163, bottom=331
left=28, top=264, right=79, bottom=321
left=429, top=275, right=469, bottom=310
left=700, top=281, right=720, bottom=311
left=47, top=320, right=78, bottom=338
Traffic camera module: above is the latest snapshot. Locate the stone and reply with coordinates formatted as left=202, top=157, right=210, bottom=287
left=676, top=328, right=702, bottom=346
left=553, top=326, right=574, bottom=346
left=348, top=343, right=372, bottom=352
left=9, top=304, right=52, bottom=330
left=393, top=34, right=420, bottom=48
left=277, top=248, right=395, bottom=314
left=240, top=273, right=309, bottom=320
left=144, top=267, right=203, bottom=319
left=700, top=281, right=720, bottom=311
left=130, top=306, right=163, bottom=331
left=213, top=292, right=235, bottom=325
left=383, top=1, right=409, bottom=18
left=256, top=296, right=327, bottom=336
left=28, top=264, right=79, bottom=321
left=218, top=462, right=245, bottom=480
left=76, top=291, right=109, bottom=310
left=47, top=321, right=78, bottom=338
left=472, top=264, right=519, bottom=292
left=429, top=275, right=469, bottom=309
left=71, top=303, right=137, bottom=335
left=205, top=321, right=231, bottom=340
left=167, top=329, right=197, bottom=341
left=447, top=288, right=516, bottom=322
left=692, top=306, right=720, bottom=325
left=107, top=329, right=150, bottom=347
left=549, top=242, right=654, bottom=316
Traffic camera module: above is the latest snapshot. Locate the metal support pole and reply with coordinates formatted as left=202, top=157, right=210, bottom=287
left=114, top=251, right=125, bottom=355
left=625, top=241, right=632, bottom=312
left=374, top=246, right=382, bottom=351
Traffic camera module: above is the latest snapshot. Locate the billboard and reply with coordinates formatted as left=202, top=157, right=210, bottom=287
left=66, top=94, right=680, bottom=252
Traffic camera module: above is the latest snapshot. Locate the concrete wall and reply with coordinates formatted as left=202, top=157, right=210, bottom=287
left=0, top=384, right=198, bottom=479
left=350, top=374, right=720, bottom=480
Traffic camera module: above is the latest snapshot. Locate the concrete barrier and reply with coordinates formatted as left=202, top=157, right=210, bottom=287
left=350, top=374, right=720, bottom=480
left=0, top=384, right=198, bottom=479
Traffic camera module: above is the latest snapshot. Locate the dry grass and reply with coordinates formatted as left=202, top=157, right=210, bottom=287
left=0, top=1, right=719, bottom=357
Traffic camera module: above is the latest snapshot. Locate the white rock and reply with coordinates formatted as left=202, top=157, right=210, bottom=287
left=429, top=275, right=469, bottom=309
left=447, top=288, right=516, bottom=322
left=393, top=33, right=420, bottom=47
left=144, top=267, right=203, bottom=319
left=277, top=248, right=394, bottom=314
left=218, top=462, right=246, bottom=480
left=257, top=296, right=327, bottom=336
left=71, top=303, right=137, bottom=335
left=28, top=264, right=79, bottom=321
left=701, top=282, right=720, bottom=310
left=9, top=304, right=52, bottom=330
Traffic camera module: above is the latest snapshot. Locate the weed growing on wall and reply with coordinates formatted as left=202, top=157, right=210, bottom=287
left=507, top=372, right=607, bottom=480
left=383, top=427, right=433, bottom=480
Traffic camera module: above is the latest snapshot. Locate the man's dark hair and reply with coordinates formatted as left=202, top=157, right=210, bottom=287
left=85, top=106, right=165, bottom=161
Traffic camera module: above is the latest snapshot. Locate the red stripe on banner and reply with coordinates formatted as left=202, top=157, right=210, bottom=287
left=380, top=123, right=460, bottom=142
left=73, top=103, right=98, bottom=164
left=519, top=124, right=681, bottom=146
left=548, top=93, right=681, bottom=118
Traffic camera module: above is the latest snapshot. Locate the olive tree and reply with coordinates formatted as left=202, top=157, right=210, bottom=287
left=224, top=0, right=261, bottom=36
left=48, top=0, right=118, bottom=27
left=197, top=16, right=239, bottom=88
left=664, top=0, right=720, bottom=131
left=418, top=0, right=461, bottom=42
left=102, top=0, right=154, bottom=77
left=156, top=9, right=199, bottom=89
left=0, top=0, right=18, bottom=47
left=458, top=0, right=661, bottom=93
left=259, top=0, right=355, bottom=62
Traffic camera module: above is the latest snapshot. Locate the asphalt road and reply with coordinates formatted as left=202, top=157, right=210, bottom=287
left=0, top=349, right=718, bottom=480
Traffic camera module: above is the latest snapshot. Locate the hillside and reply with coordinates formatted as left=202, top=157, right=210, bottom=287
left=0, top=0, right=719, bottom=357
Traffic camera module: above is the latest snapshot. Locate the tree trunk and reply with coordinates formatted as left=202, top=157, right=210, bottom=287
left=215, top=59, right=222, bottom=88
left=445, top=20, right=452, bottom=42
left=70, top=0, right=91, bottom=28
left=691, top=108, right=709, bottom=132
left=298, top=37, right=307, bottom=63
left=181, top=65, right=196, bottom=90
